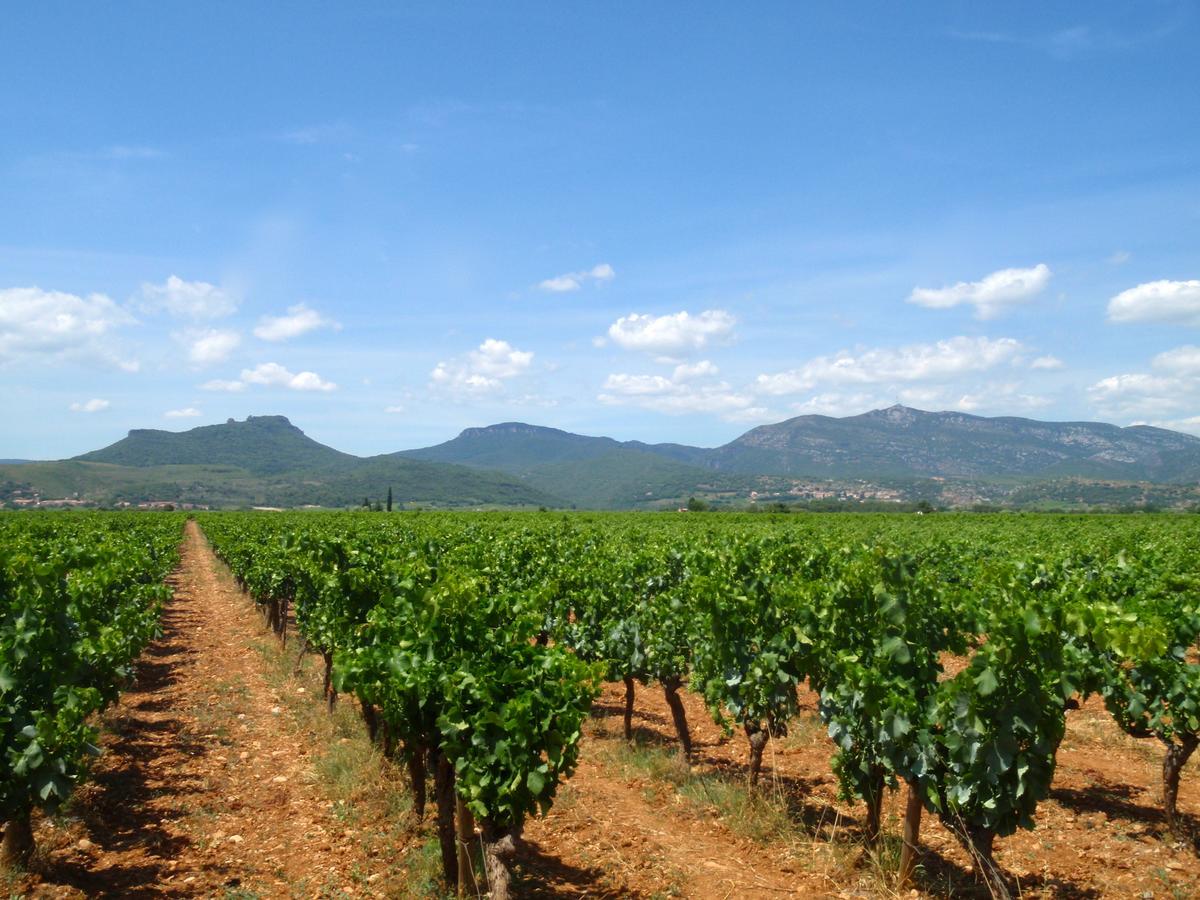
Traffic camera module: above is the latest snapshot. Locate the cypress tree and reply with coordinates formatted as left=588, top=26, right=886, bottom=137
left=386, top=486, right=393, bottom=512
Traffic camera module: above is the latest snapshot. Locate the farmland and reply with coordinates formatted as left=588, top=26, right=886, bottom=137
left=3, top=510, right=1200, bottom=897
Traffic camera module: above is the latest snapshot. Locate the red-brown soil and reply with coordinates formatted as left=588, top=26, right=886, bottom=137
left=12, top=521, right=1200, bottom=898
left=15, top=521, right=395, bottom=898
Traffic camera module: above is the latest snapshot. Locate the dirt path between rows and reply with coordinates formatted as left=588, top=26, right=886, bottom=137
left=21, top=520, right=386, bottom=898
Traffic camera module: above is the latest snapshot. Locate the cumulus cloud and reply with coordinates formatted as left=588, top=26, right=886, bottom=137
left=183, top=328, right=241, bottom=365
left=1030, top=355, right=1065, bottom=370
left=1152, top=345, right=1200, bottom=375
left=165, top=407, right=202, bottom=418
left=0, top=286, right=136, bottom=368
left=755, top=336, right=1023, bottom=395
left=672, top=360, right=719, bottom=381
left=598, top=358, right=769, bottom=422
left=430, top=338, right=534, bottom=396
left=384, top=404, right=406, bottom=414
left=1107, top=280, right=1200, bottom=325
left=1088, top=345, right=1200, bottom=420
left=253, top=304, right=340, bottom=341
left=1088, top=372, right=1187, bottom=418
left=69, top=398, right=110, bottom=413
left=201, top=362, right=336, bottom=393
left=139, top=275, right=236, bottom=319
left=606, top=310, right=736, bottom=355
left=537, top=263, right=615, bottom=293
left=908, top=264, right=1051, bottom=319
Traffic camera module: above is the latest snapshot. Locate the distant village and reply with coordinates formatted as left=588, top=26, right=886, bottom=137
left=4, top=488, right=208, bottom=511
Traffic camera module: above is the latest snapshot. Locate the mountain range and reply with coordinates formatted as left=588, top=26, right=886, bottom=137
left=3, top=406, right=1199, bottom=510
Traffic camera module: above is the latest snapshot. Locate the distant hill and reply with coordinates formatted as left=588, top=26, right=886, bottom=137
left=74, top=415, right=356, bottom=475
left=401, top=422, right=752, bottom=508
left=4, top=406, right=1200, bottom=510
left=703, top=405, right=1200, bottom=482
left=1, top=416, right=560, bottom=509
left=403, top=422, right=625, bottom=470
left=400, top=407, right=1200, bottom=508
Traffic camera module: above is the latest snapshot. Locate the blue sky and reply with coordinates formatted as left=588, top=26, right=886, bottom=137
left=2, top=2, right=1199, bottom=458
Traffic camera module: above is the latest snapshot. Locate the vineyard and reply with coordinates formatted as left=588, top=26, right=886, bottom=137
left=3, top=509, right=1200, bottom=897
left=0, top=513, right=182, bottom=868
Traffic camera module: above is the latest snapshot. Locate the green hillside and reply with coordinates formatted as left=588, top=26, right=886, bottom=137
left=401, top=422, right=745, bottom=508
left=74, top=415, right=356, bottom=475
left=401, top=422, right=624, bottom=470
left=1, top=416, right=561, bottom=509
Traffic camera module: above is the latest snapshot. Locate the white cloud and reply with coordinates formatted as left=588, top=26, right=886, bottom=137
left=0, top=286, right=135, bottom=367
left=598, top=357, right=767, bottom=422
left=1030, top=355, right=1065, bottom=370
left=200, top=379, right=246, bottom=393
left=384, top=404, right=406, bottom=414
left=165, top=407, right=202, bottom=418
left=430, top=338, right=534, bottom=397
left=69, top=398, right=109, bottom=413
left=1088, top=372, right=1187, bottom=418
left=600, top=374, right=761, bottom=419
left=469, top=338, right=534, bottom=378
left=241, top=362, right=336, bottom=392
left=1107, top=280, right=1200, bottom=326
left=202, top=362, right=336, bottom=393
left=908, top=264, right=1051, bottom=319
left=1108, top=250, right=1132, bottom=265
left=1090, top=343, right=1200, bottom=423
left=1152, top=345, right=1200, bottom=375
left=755, top=336, right=1023, bottom=395
left=253, top=304, right=340, bottom=341
left=538, top=263, right=615, bottom=293
left=673, top=360, right=719, bottom=381
left=950, top=384, right=1052, bottom=413
left=183, top=328, right=241, bottom=365
left=139, top=275, right=236, bottom=319
left=607, top=310, right=736, bottom=355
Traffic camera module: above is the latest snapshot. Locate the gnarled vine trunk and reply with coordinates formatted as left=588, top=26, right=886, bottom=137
left=480, top=817, right=520, bottom=900
left=322, top=650, right=337, bottom=712
left=662, top=676, right=692, bottom=762
left=622, top=676, right=636, bottom=742
left=1163, top=733, right=1198, bottom=841
left=745, top=721, right=769, bottom=788
left=292, top=632, right=308, bottom=675
left=455, top=794, right=478, bottom=895
left=863, top=765, right=886, bottom=846
left=433, top=749, right=458, bottom=885
left=948, top=821, right=1010, bottom=900
left=898, top=781, right=923, bottom=889
left=0, top=811, right=34, bottom=870
left=407, top=743, right=427, bottom=820
left=276, top=595, right=289, bottom=644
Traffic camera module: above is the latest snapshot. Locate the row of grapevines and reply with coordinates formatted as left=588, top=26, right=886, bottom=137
left=0, top=512, right=182, bottom=868
left=202, top=513, right=600, bottom=898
